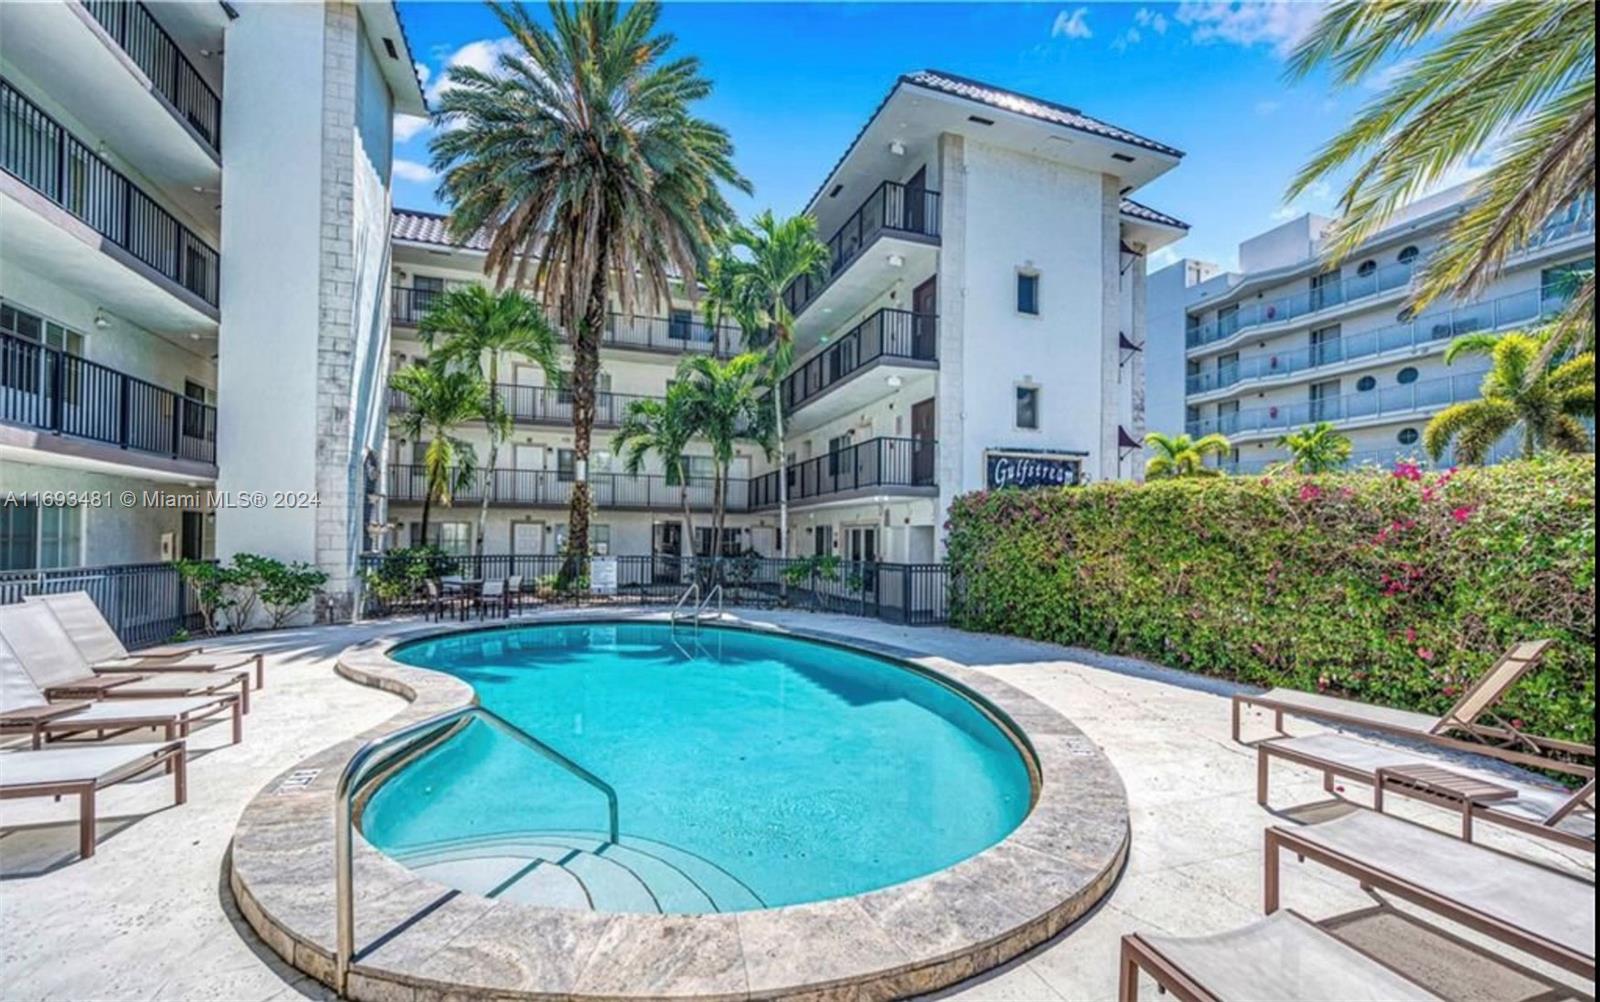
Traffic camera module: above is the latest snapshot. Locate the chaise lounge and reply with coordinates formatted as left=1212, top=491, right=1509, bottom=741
left=0, top=740, right=187, bottom=860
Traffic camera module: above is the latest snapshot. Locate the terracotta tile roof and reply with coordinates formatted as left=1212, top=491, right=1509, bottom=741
left=391, top=208, right=492, bottom=250
left=1119, top=198, right=1189, bottom=230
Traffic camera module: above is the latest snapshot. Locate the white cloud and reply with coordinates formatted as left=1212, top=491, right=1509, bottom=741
left=1362, top=58, right=1417, bottom=92
left=426, top=37, right=520, bottom=103
left=393, top=159, right=437, bottom=183
left=1111, top=26, right=1143, bottom=52
left=1051, top=7, right=1093, bottom=40
left=1134, top=7, right=1170, bottom=33
left=414, top=62, right=432, bottom=89
left=393, top=114, right=430, bottom=143
left=1174, top=1, right=1323, bottom=58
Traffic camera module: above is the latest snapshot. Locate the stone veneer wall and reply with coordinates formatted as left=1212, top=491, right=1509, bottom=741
left=934, top=132, right=966, bottom=545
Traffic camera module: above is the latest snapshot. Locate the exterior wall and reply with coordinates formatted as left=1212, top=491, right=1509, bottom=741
left=2, top=461, right=205, bottom=566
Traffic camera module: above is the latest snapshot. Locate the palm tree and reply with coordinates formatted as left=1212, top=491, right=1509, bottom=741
left=1144, top=431, right=1231, bottom=479
left=430, top=0, right=749, bottom=572
left=389, top=364, right=486, bottom=544
left=1276, top=422, right=1353, bottom=474
left=613, top=381, right=702, bottom=556
left=1424, top=327, right=1595, bottom=464
left=420, top=285, right=558, bottom=557
left=1286, top=3, right=1595, bottom=356
left=701, top=211, right=831, bottom=558
left=674, top=353, right=776, bottom=558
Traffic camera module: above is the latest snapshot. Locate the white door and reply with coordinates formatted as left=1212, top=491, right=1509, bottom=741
left=512, top=521, right=546, bottom=557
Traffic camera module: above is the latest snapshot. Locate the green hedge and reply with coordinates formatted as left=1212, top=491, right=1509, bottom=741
left=947, top=455, right=1596, bottom=744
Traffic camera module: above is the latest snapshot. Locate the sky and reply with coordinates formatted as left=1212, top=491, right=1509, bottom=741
left=390, top=1, right=1438, bottom=274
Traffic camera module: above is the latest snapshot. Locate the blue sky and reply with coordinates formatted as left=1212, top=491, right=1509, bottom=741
left=391, top=2, right=1421, bottom=272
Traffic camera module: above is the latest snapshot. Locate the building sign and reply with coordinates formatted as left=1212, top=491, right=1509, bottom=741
left=984, top=450, right=1084, bottom=490
left=590, top=556, right=618, bottom=595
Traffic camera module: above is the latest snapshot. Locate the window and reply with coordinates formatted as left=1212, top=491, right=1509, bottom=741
left=1310, top=324, right=1342, bottom=366
left=1543, top=258, right=1593, bottom=306
left=0, top=502, right=80, bottom=570
left=1396, top=367, right=1419, bottom=385
left=1015, top=272, right=1039, bottom=315
left=1356, top=260, right=1377, bottom=278
left=555, top=524, right=611, bottom=555
left=1015, top=385, right=1040, bottom=430
left=1309, top=380, right=1340, bottom=422
left=433, top=522, right=472, bottom=556
left=1397, top=245, right=1420, bottom=265
left=1, top=301, right=85, bottom=398
left=668, top=308, right=697, bottom=342
left=1309, top=270, right=1341, bottom=310
left=1216, top=303, right=1239, bottom=336
left=813, top=524, right=833, bottom=557
left=1398, top=428, right=1420, bottom=446
left=182, top=379, right=212, bottom=440
left=695, top=527, right=742, bottom=558
left=826, top=434, right=853, bottom=476
left=1356, top=375, right=1377, bottom=392
left=556, top=449, right=576, bottom=482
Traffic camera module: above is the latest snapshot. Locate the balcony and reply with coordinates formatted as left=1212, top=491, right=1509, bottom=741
left=752, top=436, right=937, bottom=509
left=1186, top=370, right=1489, bottom=442
left=782, top=309, right=938, bottom=432
left=1, top=330, right=217, bottom=473
left=1187, top=260, right=1415, bottom=351
left=782, top=180, right=941, bottom=333
left=79, top=1, right=221, bottom=154
left=390, top=383, right=660, bottom=429
left=1185, top=286, right=1561, bottom=397
left=386, top=465, right=753, bottom=512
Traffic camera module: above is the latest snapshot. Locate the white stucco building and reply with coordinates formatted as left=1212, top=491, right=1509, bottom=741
left=1148, top=188, right=1595, bottom=473
left=1, top=1, right=426, bottom=618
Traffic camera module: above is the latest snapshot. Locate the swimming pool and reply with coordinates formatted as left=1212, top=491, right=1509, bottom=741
left=360, top=622, right=1033, bottom=913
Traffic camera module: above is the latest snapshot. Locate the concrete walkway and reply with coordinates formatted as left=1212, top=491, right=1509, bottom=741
left=1, top=611, right=1592, bottom=1001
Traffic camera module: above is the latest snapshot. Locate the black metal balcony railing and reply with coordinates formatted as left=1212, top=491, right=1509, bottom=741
left=1, top=330, right=217, bottom=465
left=390, top=383, right=660, bottom=428
left=751, top=436, right=936, bottom=509
left=386, top=465, right=753, bottom=512
left=782, top=309, right=938, bottom=413
left=1, top=79, right=220, bottom=307
left=783, top=180, right=942, bottom=317
left=80, top=0, right=221, bottom=152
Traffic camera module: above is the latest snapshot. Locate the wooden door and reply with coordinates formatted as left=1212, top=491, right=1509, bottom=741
left=911, top=277, right=937, bottom=357
left=910, top=397, right=935, bottom=484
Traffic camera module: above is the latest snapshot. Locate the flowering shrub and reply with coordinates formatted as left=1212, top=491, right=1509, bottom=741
left=947, top=455, right=1595, bottom=744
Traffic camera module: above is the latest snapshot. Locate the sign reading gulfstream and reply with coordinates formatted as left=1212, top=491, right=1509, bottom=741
left=984, top=450, right=1086, bottom=490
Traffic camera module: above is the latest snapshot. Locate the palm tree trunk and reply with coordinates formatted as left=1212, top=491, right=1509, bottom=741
left=773, top=393, right=788, bottom=594
left=713, top=462, right=727, bottom=582
left=680, top=474, right=698, bottom=560
left=419, top=490, right=433, bottom=548
left=476, top=354, right=498, bottom=559
left=566, top=278, right=606, bottom=580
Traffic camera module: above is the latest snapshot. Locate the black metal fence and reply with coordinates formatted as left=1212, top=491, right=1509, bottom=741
left=80, top=0, right=222, bottom=151
left=752, top=437, right=936, bottom=507
left=0, top=562, right=203, bottom=648
left=391, top=383, right=661, bottom=429
left=386, top=465, right=754, bottom=511
left=783, top=308, right=937, bottom=412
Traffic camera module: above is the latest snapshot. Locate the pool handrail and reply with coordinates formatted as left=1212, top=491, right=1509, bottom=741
left=334, top=704, right=619, bottom=995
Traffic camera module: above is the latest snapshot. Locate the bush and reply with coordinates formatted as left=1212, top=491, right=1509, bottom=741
left=946, top=455, right=1595, bottom=744
left=362, top=547, right=457, bottom=608
left=259, top=560, right=329, bottom=628
left=175, top=554, right=329, bottom=632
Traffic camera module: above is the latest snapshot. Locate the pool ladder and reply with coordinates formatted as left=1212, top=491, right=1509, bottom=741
left=670, top=581, right=723, bottom=630
left=333, top=706, right=617, bottom=996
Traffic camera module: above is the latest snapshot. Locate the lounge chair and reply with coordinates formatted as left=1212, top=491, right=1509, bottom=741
left=1, top=633, right=241, bottom=749
left=1232, top=640, right=1590, bottom=769
left=24, top=591, right=264, bottom=689
left=0, top=740, right=186, bottom=859
left=1119, top=909, right=1442, bottom=1001
left=1265, top=809, right=1596, bottom=977
left=0, top=605, right=250, bottom=714
left=1257, top=731, right=1595, bottom=851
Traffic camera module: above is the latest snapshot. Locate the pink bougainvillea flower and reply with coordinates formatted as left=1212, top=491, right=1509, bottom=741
left=1417, top=648, right=1435, bottom=662
left=1299, top=483, right=1322, bottom=502
left=1451, top=506, right=1475, bottom=523
left=1404, top=627, right=1417, bottom=643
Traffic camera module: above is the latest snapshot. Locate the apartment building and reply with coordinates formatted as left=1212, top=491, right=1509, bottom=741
left=1150, top=188, right=1595, bottom=474
left=1, top=1, right=425, bottom=619
left=383, top=69, right=1187, bottom=564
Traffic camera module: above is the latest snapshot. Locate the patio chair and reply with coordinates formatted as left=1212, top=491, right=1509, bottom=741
left=478, top=578, right=507, bottom=620
left=0, top=739, right=187, bottom=860
left=24, top=591, right=264, bottom=689
left=1265, top=808, right=1596, bottom=977
left=506, top=575, right=523, bottom=615
left=1256, top=731, right=1595, bottom=851
left=1118, top=909, right=1442, bottom=1001
left=1231, top=640, right=1589, bottom=769
left=422, top=579, right=464, bottom=622
left=1, top=633, right=242, bottom=749
left=0, top=605, right=250, bottom=714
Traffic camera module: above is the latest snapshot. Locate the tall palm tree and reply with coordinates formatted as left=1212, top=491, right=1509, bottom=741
left=430, top=0, right=749, bottom=572
left=389, top=364, right=486, bottom=544
left=420, top=285, right=558, bottom=557
left=1276, top=422, right=1353, bottom=474
left=1424, top=327, right=1594, bottom=463
left=1286, top=2, right=1595, bottom=356
left=701, top=211, right=831, bottom=558
left=1144, top=431, right=1231, bottom=479
left=613, top=381, right=702, bottom=556
left=674, top=353, right=776, bottom=558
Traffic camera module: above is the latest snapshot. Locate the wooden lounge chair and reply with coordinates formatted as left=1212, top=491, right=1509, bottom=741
left=0, top=605, right=250, bottom=714
left=1232, top=640, right=1590, bottom=770
left=1, top=634, right=242, bottom=749
left=1265, top=809, right=1596, bottom=977
left=1119, top=909, right=1442, bottom=1001
left=0, top=740, right=186, bottom=860
left=25, top=591, right=264, bottom=689
left=1257, top=731, right=1595, bottom=851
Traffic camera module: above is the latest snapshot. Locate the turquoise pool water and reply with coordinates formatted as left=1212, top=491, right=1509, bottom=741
left=362, top=622, right=1032, bottom=912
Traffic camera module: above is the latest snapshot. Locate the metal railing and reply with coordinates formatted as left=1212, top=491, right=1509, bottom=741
left=752, top=436, right=937, bottom=508
left=0, top=79, right=220, bottom=306
left=1186, top=369, right=1489, bottom=439
left=1, top=330, right=218, bottom=464
left=782, top=308, right=938, bottom=412
left=0, top=562, right=204, bottom=648
left=334, top=705, right=617, bottom=995
left=390, top=383, right=660, bottom=429
left=783, top=180, right=942, bottom=316
left=1186, top=287, right=1565, bottom=395
left=385, top=464, right=756, bottom=512
left=79, top=0, right=221, bottom=151
left=669, top=580, right=723, bottom=629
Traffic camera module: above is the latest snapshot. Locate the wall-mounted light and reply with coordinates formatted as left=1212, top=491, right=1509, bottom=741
left=93, top=310, right=112, bottom=329
left=885, top=254, right=905, bottom=268
left=884, top=375, right=903, bottom=388
left=888, top=140, right=906, bottom=156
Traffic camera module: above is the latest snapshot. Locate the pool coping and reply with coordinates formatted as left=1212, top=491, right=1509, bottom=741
left=228, top=609, right=1131, bottom=1001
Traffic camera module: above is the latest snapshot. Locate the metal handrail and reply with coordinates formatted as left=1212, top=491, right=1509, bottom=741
left=696, top=583, right=723, bottom=622
left=334, top=705, right=618, bottom=995
left=670, top=582, right=700, bottom=627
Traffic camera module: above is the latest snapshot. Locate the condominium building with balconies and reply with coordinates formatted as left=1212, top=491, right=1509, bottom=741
left=1148, top=187, right=1594, bottom=475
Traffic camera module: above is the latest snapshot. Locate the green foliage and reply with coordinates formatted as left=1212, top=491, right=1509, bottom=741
left=1426, top=326, right=1595, bottom=464
left=1277, top=421, right=1353, bottom=474
left=1145, top=431, right=1231, bottom=478
left=362, top=547, right=457, bottom=605
left=947, top=455, right=1596, bottom=744
left=173, top=559, right=230, bottom=635
left=258, top=561, right=330, bottom=629
left=175, top=554, right=329, bottom=632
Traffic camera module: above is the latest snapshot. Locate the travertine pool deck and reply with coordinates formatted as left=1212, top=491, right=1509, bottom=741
left=1, top=609, right=1593, bottom=1001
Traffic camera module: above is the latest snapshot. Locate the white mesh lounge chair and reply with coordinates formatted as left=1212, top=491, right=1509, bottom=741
left=1, top=633, right=242, bottom=750
left=1119, top=910, right=1442, bottom=1002
left=0, top=740, right=186, bottom=860
left=25, top=592, right=264, bottom=689
left=0, top=605, right=250, bottom=713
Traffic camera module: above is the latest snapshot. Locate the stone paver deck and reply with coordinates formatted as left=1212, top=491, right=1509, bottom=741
left=1, top=610, right=1592, bottom=1001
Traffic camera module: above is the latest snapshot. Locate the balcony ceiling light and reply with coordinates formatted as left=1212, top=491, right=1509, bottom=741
left=885, top=375, right=903, bottom=388
left=886, top=254, right=905, bottom=268
left=888, top=140, right=906, bottom=156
